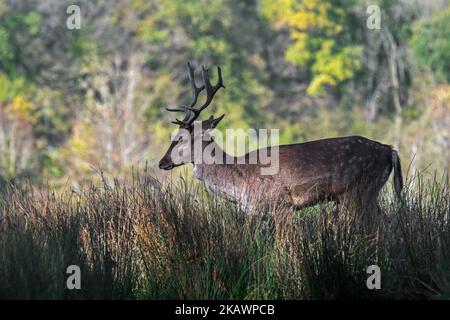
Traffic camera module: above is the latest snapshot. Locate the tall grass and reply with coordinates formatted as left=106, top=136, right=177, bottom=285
left=0, top=172, right=449, bottom=299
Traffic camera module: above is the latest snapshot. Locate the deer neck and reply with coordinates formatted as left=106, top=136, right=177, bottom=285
left=191, top=140, right=257, bottom=208
left=193, top=161, right=248, bottom=206
left=193, top=139, right=229, bottom=178
left=192, top=140, right=239, bottom=188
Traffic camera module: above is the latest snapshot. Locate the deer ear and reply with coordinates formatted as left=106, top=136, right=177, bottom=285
left=210, top=114, right=225, bottom=128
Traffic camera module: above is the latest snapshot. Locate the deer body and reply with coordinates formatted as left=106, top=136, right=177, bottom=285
left=190, top=135, right=401, bottom=211
left=159, top=62, right=403, bottom=213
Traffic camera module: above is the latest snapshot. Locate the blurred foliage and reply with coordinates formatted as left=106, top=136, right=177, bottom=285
left=0, top=72, right=37, bottom=179
left=411, top=5, right=450, bottom=83
left=0, top=0, right=448, bottom=186
left=261, top=0, right=362, bottom=95
left=0, top=11, right=42, bottom=75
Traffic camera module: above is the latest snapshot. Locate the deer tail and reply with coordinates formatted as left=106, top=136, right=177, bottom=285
left=391, top=149, right=403, bottom=198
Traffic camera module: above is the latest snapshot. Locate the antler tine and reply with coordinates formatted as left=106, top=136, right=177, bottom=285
left=202, top=65, right=212, bottom=93
left=171, top=119, right=187, bottom=127
left=185, top=65, right=225, bottom=125
left=187, top=62, right=205, bottom=109
left=166, top=106, right=188, bottom=113
left=166, top=62, right=206, bottom=126
left=169, top=107, right=192, bottom=128
left=165, top=62, right=224, bottom=127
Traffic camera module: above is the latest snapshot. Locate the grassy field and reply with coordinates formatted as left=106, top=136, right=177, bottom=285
left=0, top=172, right=449, bottom=299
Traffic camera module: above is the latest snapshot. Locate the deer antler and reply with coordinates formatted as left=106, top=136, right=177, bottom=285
left=166, top=62, right=225, bottom=128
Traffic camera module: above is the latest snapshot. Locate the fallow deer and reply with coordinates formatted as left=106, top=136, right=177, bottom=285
left=158, top=62, right=403, bottom=215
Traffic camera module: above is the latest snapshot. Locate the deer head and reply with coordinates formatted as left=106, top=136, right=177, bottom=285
left=158, top=62, right=225, bottom=170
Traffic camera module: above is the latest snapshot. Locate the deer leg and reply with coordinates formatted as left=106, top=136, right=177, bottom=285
left=290, top=184, right=325, bottom=210
left=273, top=187, right=295, bottom=224
left=335, top=189, right=358, bottom=214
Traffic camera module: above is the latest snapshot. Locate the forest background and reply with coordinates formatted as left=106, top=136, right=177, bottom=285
left=0, top=0, right=449, bottom=188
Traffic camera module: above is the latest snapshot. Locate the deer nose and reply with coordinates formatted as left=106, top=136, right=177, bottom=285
left=158, top=159, right=172, bottom=170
